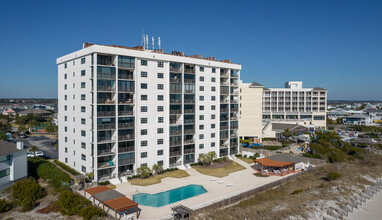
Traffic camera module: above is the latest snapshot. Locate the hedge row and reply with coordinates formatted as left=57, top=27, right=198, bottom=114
left=127, top=167, right=179, bottom=180
left=54, top=160, right=80, bottom=176
left=37, top=162, right=71, bottom=188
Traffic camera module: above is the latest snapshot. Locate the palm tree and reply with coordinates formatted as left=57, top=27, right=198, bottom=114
left=30, top=146, right=38, bottom=156
left=207, top=151, right=217, bottom=165
left=137, top=166, right=151, bottom=179
left=152, top=164, right=163, bottom=175
left=198, top=153, right=208, bottom=166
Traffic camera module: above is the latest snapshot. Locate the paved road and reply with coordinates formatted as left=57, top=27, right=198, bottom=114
left=22, top=135, right=58, bottom=159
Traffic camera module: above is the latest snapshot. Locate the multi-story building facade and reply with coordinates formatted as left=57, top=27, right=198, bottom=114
left=262, top=81, right=327, bottom=129
left=57, top=43, right=241, bottom=181
left=0, top=141, right=27, bottom=189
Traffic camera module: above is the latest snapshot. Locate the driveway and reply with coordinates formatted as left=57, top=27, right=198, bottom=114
left=22, top=135, right=58, bottom=159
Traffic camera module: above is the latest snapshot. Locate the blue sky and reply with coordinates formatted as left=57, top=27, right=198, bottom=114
left=0, top=0, right=381, bottom=100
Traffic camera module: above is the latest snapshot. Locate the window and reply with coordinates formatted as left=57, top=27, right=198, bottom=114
left=64, top=116, right=67, bottom=121
left=64, top=95, right=67, bottom=100
left=157, top=61, right=164, bottom=68
left=81, top=118, right=85, bottom=124
left=199, top=125, right=204, bottom=130
left=314, top=115, right=325, bottom=120
left=81, top=94, right=85, bottom=100
left=157, top=139, right=163, bottom=145
left=157, top=84, right=164, bottom=90
left=141, top=95, right=147, bottom=100
left=211, top=77, right=216, bottom=82
left=211, top=142, right=216, bottom=147
left=81, top=57, right=86, bottom=64
left=64, top=63, right=67, bottom=68
left=141, top=163, right=147, bottom=167
left=73, top=83, right=75, bottom=88
left=211, top=86, right=216, bottom=91
left=73, top=128, right=75, bottom=133
left=65, top=157, right=68, bottom=163
left=200, top=66, right=204, bottom=72
left=141, top=118, right=147, bottom=124
left=211, top=133, right=215, bottom=138
left=157, top=73, right=163, bottom=78
left=0, top=155, right=11, bottom=163
left=200, top=76, right=204, bottom=81
left=199, top=86, right=204, bottom=91
left=65, top=126, right=67, bottom=132
left=81, top=130, right=86, bottom=137
left=157, top=106, right=163, bottom=112
left=141, top=141, right=147, bottom=147
left=65, top=147, right=67, bottom=153
left=64, top=84, right=67, bottom=90
left=199, top=106, right=204, bottom=110
left=211, top=105, right=216, bottom=110
left=158, top=117, right=164, bottom=123
left=141, top=129, right=147, bottom=135
left=64, top=105, right=67, bottom=111
left=73, top=94, right=75, bottom=100
left=81, top=70, right=85, bottom=76
left=199, top=115, right=204, bottom=120
left=211, top=114, right=216, bottom=119
left=199, top=96, right=204, bottom=101
left=81, top=154, right=86, bottom=161
left=141, top=106, right=148, bottom=112
left=157, top=150, right=163, bottom=155
left=141, top=83, right=147, bottom=89
left=81, top=106, right=86, bottom=112
left=73, top=150, right=75, bottom=155
left=141, top=60, right=147, bottom=66
left=199, top=144, right=204, bottom=149
left=157, top=95, right=163, bottom=101
left=211, top=124, right=215, bottom=129
left=81, top=82, right=85, bottom=88
left=199, top=134, right=204, bottom=139
left=158, top=160, right=164, bottom=166
left=141, top=71, right=147, bottom=77
left=0, top=168, right=10, bottom=178
left=82, top=166, right=86, bottom=172
left=64, top=73, right=67, bottom=79
left=65, top=137, right=67, bottom=142
left=157, top=128, right=163, bottom=134
left=211, top=96, right=216, bottom=101
left=212, top=68, right=216, bottom=73
left=141, top=152, right=147, bottom=158
left=81, top=142, right=86, bottom=149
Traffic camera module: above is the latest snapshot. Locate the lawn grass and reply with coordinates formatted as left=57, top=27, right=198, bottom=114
left=130, top=170, right=189, bottom=186
left=193, top=161, right=246, bottom=177
left=254, top=172, right=269, bottom=177
left=106, top=184, right=116, bottom=190
left=237, top=157, right=254, bottom=164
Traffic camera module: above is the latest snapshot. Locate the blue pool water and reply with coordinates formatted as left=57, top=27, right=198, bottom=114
left=133, top=184, right=207, bottom=207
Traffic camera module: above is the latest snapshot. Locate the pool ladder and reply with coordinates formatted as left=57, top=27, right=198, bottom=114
left=136, top=188, right=141, bottom=194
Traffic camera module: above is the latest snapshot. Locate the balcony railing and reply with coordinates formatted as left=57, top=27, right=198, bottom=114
left=184, top=139, right=194, bottom=144
left=170, top=88, right=182, bottom=94
left=220, top=117, right=229, bottom=121
left=220, top=125, right=228, bottom=130
left=118, top=99, right=134, bottom=104
left=184, top=129, right=195, bottom=134
left=184, top=67, right=195, bottom=74
left=231, top=116, right=238, bottom=120
left=170, top=78, right=182, bottom=83
left=97, top=124, right=116, bottom=130
left=97, top=148, right=116, bottom=156
left=184, top=149, right=195, bottom=154
left=98, top=98, right=115, bottom=104
left=170, top=140, right=182, bottom=146
left=98, top=86, right=115, bottom=92
left=118, top=111, right=133, bottom=116
left=170, top=110, right=182, bottom=115
left=98, top=111, right=115, bottom=117
left=220, top=108, right=229, bottom=113
left=231, top=108, right=238, bottom=112
left=118, top=123, right=134, bottom=129
left=170, top=130, right=182, bottom=136
left=220, top=80, right=229, bottom=86
left=184, top=99, right=195, bottom=104
left=118, top=87, right=135, bottom=92
left=98, top=161, right=116, bottom=169
left=220, top=99, right=229, bottom=103
left=118, top=74, right=134, bottom=80
left=170, top=99, right=182, bottom=104
left=184, top=79, right=195, bottom=84
left=184, top=109, right=195, bottom=114
left=170, top=66, right=182, bottom=73
left=119, top=158, right=135, bottom=166
left=184, top=119, right=195, bottom=124
left=220, top=135, right=229, bottom=140
left=170, top=151, right=182, bottom=157
left=230, top=125, right=238, bottom=129
left=118, top=146, right=134, bottom=153
left=97, top=73, right=115, bottom=79
left=118, top=134, right=135, bottom=141
left=184, top=90, right=195, bottom=94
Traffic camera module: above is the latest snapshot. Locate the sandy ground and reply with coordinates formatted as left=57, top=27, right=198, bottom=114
left=347, top=189, right=382, bottom=220
left=84, top=158, right=299, bottom=220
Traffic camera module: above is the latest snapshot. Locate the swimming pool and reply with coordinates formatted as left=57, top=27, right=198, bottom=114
left=133, top=184, right=207, bottom=207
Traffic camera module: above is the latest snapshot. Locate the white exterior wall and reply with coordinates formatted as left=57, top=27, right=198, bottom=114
left=0, top=150, right=27, bottom=187
left=57, top=44, right=241, bottom=181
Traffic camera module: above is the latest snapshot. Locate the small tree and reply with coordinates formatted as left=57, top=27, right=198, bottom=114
left=30, top=146, right=38, bottom=156
left=137, top=166, right=151, bottom=179
left=152, top=164, right=163, bottom=175
left=12, top=178, right=45, bottom=211
left=207, top=151, right=217, bottom=165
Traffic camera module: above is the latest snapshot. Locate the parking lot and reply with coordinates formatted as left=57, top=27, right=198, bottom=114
left=22, top=135, right=58, bottom=159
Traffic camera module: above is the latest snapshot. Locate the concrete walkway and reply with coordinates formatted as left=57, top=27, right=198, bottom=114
left=113, top=158, right=295, bottom=219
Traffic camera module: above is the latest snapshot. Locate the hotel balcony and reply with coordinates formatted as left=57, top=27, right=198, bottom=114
left=184, top=79, right=195, bottom=84
left=184, top=139, right=194, bottom=145
left=119, top=158, right=135, bottom=166
left=118, top=146, right=134, bottom=153
left=118, top=122, right=134, bottom=129
left=98, top=111, right=115, bottom=117
left=170, top=109, right=182, bottom=115
left=184, top=109, right=195, bottom=114
left=184, top=99, right=195, bottom=104
left=97, top=124, right=116, bottom=130
left=170, top=99, right=182, bottom=104
left=98, top=160, right=116, bottom=169
left=98, top=98, right=115, bottom=105
left=184, top=148, right=195, bottom=154
left=170, top=151, right=182, bottom=157
left=170, top=140, right=182, bottom=147
left=97, top=148, right=116, bottom=157
left=184, top=119, right=195, bottom=124
left=118, top=134, right=135, bottom=141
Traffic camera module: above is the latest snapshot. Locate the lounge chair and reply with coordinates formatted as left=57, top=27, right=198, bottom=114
left=218, top=181, right=224, bottom=184
left=227, top=184, right=233, bottom=187
left=211, top=178, right=217, bottom=181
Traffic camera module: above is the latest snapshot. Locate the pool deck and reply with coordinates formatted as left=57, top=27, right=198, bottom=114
left=113, top=158, right=295, bottom=219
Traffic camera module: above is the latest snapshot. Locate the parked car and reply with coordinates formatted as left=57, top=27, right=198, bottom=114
left=27, top=150, right=44, bottom=157
left=27, top=152, right=35, bottom=157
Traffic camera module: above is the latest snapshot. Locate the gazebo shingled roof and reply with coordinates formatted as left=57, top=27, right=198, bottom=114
left=255, top=157, right=294, bottom=167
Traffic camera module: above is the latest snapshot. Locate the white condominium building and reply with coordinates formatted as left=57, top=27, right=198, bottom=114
left=262, top=81, right=327, bottom=129
left=57, top=43, right=241, bottom=181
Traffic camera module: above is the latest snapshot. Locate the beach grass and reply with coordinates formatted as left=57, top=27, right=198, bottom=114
left=237, top=157, right=254, bottom=164
left=193, top=161, right=246, bottom=177
left=106, top=184, right=116, bottom=190
left=130, top=170, right=189, bottom=186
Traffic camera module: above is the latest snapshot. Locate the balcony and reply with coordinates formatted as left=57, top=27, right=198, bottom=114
left=184, top=119, right=195, bottom=124
left=98, top=111, right=115, bottom=117
left=220, top=117, right=229, bottom=122
left=97, top=124, right=116, bottom=130
left=119, top=158, right=135, bottom=166
left=220, top=108, right=229, bottom=113
left=118, top=73, right=134, bottom=80
left=220, top=135, right=229, bottom=140
left=184, top=149, right=195, bottom=154
left=220, top=125, right=228, bottom=130
left=184, top=89, right=195, bottom=94
left=118, top=134, right=135, bottom=141
left=170, top=109, right=182, bottom=115
left=184, top=129, right=195, bottom=134
left=170, top=130, right=182, bottom=136
left=118, top=123, right=134, bottom=129
left=170, top=151, right=182, bottom=157
left=118, top=111, right=133, bottom=116
left=184, top=99, right=195, bottom=104
left=170, top=88, right=182, bottom=94
left=170, top=78, right=182, bottom=83
left=118, top=146, right=134, bottom=153
left=98, top=98, right=115, bottom=104
left=184, top=139, right=194, bottom=144
left=98, top=86, right=115, bottom=92
left=231, top=99, right=239, bottom=104
left=97, top=148, right=116, bottom=156
left=170, top=99, right=182, bottom=104
left=230, top=124, right=238, bottom=129
left=118, top=99, right=134, bottom=105
left=220, top=99, right=229, bottom=104
left=230, top=72, right=238, bottom=78
left=220, top=80, right=229, bottom=86
left=184, top=79, right=195, bottom=84
left=118, top=86, right=135, bottom=93
left=97, top=73, right=115, bottom=79
left=231, top=108, right=238, bottom=112
left=170, top=140, right=182, bottom=147
left=98, top=161, right=116, bottom=169
left=231, top=81, right=238, bottom=86
left=184, top=66, right=195, bottom=74
left=184, top=109, right=195, bottom=114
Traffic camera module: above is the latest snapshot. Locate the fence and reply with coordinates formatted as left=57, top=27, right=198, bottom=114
left=194, top=167, right=317, bottom=213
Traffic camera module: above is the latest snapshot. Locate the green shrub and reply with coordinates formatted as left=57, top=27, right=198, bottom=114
left=59, top=190, right=90, bottom=216
left=327, top=171, right=341, bottom=181
left=28, top=157, right=47, bottom=178
left=98, top=181, right=110, bottom=185
left=0, top=199, right=13, bottom=213
left=235, top=154, right=242, bottom=157
left=54, top=160, right=80, bottom=175
left=190, top=162, right=202, bottom=166
left=37, top=162, right=71, bottom=188
left=291, top=189, right=304, bottom=195
left=80, top=206, right=105, bottom=220
left=243, top=155, right=247, bottom=158
left=222, top=156, right=228, bottom=161
left=262, top=138, right=276, bottom=141
left=12, top=178, right=45, bottom=211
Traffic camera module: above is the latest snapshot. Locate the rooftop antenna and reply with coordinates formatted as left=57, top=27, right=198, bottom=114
left=145, top=35, right=148, bottom=50
left=158, top=37, right=161, bottom=50
left=152, top=36, right=154, bottom=50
